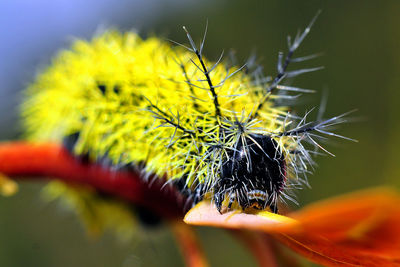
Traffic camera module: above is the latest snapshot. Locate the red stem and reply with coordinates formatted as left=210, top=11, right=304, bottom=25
left=0, top=142, right=187, bottom=219
left=170, top=221, right=209, bottom=267
left=232, top=230, right=279, bottom=267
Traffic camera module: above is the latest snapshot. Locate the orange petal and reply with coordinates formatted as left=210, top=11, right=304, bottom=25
left=288, top=188, right=400, bottom=256
left=275, top=233, right=400, bottom=267
left=184, top=200, right=298, bottom=233
left=184, top=189, right=400, bottom=266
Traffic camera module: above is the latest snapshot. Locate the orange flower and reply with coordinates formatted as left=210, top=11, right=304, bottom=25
left=186, top=190, right=400, bottom=266
left=1, top=142, right=400, bottom=267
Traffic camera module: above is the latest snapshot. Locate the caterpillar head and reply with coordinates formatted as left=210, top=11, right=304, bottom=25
left=214, top=134, right=286, bottom=213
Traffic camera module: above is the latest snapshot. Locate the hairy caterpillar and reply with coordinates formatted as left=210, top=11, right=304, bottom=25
left=22, top=13, right=351, bottom=215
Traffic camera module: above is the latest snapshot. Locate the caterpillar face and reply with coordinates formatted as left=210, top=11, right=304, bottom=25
left=23, top=14, right=351, bottom=217
left=214, top=134, right=286, bottom=213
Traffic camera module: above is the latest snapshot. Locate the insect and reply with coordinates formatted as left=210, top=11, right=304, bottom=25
left=22, top=12, right=352, bottom=216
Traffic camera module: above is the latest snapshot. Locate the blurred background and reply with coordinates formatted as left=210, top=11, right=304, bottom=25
left=1, top=0, right=399, bottom=266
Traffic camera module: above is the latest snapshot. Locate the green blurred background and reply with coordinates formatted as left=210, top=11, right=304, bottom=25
left=1, top=0, right=400, bottom=266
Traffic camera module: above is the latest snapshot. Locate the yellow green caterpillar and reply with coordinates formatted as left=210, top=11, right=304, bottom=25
left=22, top=14, right=350, bottom=217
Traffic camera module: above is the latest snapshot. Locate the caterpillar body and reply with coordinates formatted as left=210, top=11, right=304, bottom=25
left=23, top=15, right=349, bottom=215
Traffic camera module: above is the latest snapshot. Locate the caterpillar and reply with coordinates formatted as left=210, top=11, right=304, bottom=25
left=22, top=13, right=351, bottom=216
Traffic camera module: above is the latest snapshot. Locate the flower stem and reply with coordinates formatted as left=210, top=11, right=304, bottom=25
left=170, top=221, right=209, bottom=267
left=232, top=230, right=278, bottom=267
